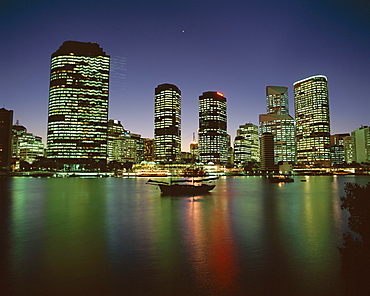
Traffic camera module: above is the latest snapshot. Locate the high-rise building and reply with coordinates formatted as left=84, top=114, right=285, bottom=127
left=0, top=108, right=13, bottom=172
left=46, top=41, right=110, bottom=167
left=260, top=132, right=276, bottom=171
left=330, top=133, right=349, bottom=165
left=266, top=85, right=289, bottom=115
left=343, top=136, right=355, bottom=164
left=107, top=120, right=144, bottom=163
left=131, top=133, right=144, bottom=163
left=351, top=126, right=370, bottom=163
left=190, top=136, right=199, bottom=164
left=144, top=138, right=154, bottom=161
left=233, top=123, right=259, bottom=167
left=12, top=121, right=44, bottom=164
left=154, top=83, right=181, bottom=162
left=12, top=120, right=27, bottom=158
left=109, top=134, right=137, bottom=163
left=198, top=91, right=227, bottom=164
left=18, top=134, right=44, bottom=164
left=107, top=119, right=126, bottom=163
left=260, top=86, right=296, bottom=164
left=294, top=75, right=331, bottom=167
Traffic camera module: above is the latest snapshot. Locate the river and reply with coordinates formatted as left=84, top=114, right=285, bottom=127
left=0, top=175, right=369, bottom=295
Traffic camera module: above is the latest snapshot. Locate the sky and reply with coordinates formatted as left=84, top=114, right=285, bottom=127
left=1, top=0, right=369, bottom=151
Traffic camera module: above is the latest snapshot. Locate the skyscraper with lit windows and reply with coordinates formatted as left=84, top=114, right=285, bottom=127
left=46, top=41, right=110, bottom=167
left=351, top=126, right=370, bottom=164
left=294, top=75, right=331, bottom=166
left=12, top=121, right=44, bottom=164
left=259, top=86, right=296, bottom=164
left=233, top=123, right=259, bottom=166
left=198, top=91, right=227, bottom=164
left=154, top=83, right=181, bottom=162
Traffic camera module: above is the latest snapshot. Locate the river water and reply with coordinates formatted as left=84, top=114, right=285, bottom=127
left=1, top=175, right=369, bottom=295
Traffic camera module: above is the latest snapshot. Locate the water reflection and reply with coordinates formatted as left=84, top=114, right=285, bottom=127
left=0, top=175, right=369, bottom=295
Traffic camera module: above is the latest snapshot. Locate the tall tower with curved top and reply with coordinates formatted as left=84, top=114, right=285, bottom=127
left=46, top=41, right=110, bottom=166
left=294, top=75, right=331, bottom=166
left=154, top=83, right=181, bottom=162
left=198, top=91, right=227, bottom=164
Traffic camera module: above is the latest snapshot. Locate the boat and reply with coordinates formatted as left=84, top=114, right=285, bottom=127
left=181, top=167, right=206, bottom=177
left=269, top=175, right=294, bottom=183
left=147, top=177, right=219, bottom=195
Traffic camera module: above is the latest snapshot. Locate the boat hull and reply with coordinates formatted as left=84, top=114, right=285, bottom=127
left=158, top=184, right=215, bottom=196
left=269, top=176, right=294, bottom=183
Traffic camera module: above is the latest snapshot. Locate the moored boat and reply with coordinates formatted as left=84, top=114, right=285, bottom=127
left=147, top=176, right=218, bottom=195
left=181, top=167, right=206, bottom=177
left=269, top=175, right=294, bottom=183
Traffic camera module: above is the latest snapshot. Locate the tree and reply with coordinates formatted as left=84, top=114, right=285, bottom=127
left=123, top=162, right=133, bottom=171
left=339, top=182, right=370, bottom=294
left=19, top=160, right=31, bottom=171
left=108, top=160, right=123, bottom=172
left=243, top=160, right=260, bottom=174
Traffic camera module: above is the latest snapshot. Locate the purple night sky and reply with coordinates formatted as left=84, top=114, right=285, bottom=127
left=1, top=0, right=369, bottom=151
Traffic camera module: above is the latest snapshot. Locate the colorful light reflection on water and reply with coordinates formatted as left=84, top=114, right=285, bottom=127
left=0, top=175, right=369, bottom=295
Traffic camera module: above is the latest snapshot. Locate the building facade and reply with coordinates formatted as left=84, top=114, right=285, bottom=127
left=109, top=134, right=137, bottom=163
left=233, top=123, right=259, bottom=167
left=266, top=85, right=289, bottom=115
left=12, top=120, right=44, bottom=164
left=144, top=138, right=154, bottom=161
left=131, top=133, right=144, bottom=163
left=154, top=83, right=181, bottom=162
left=198, top=91, right=228, bottom=164
left=351, top=126, right=370, bottom=164
left=0, top=108, right=13, bottom=172
left=107, top=119, right=126, bottom=163
left=107, top=120, right=144, bottom=163
left=260, top=132, right=276, bottom=171
left=343, top=136, right=355, bottom=164
left=330, top=133, right=349, bottom=165
left=12, top=120, right=27, bottom=158
left=190, top=139, right=199, bottom=163
left=46, top=41, right=110, bottom=166
left=260, top=86, right=296, bottom=164
left=294, top=75, right=331, bottom=167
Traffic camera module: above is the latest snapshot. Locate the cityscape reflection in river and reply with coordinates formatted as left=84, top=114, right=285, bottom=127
left=0, top=175, right=369, bottom=295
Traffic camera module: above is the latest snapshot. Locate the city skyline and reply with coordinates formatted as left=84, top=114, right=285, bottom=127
left=1, top=0, right=369, bottom=151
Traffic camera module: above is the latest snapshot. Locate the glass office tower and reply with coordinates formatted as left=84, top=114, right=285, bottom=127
left=154, top=83, right=181, bottom=162
left=259, top=86, right=296, bottom=163
left=46, top=41, right=110, bottom=165
left=233, top=123, right=259, bottom=166
left=266, top=85, right=289, bottom=115
left=198, top=91, right=227, bottom=164
left=294, top=75, right=331, bottom=166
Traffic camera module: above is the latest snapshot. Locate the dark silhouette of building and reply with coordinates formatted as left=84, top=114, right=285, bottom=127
left=0, top=108, right=13, bottom=172
left=46, top=41, right=110, bottom=168
left=260, top=132, right=277, bottom=172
